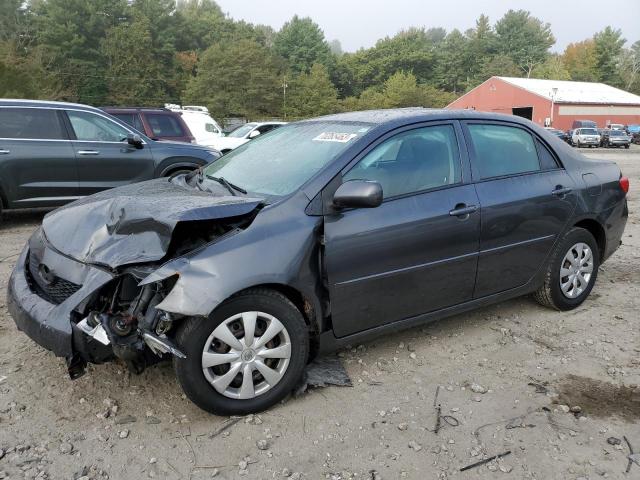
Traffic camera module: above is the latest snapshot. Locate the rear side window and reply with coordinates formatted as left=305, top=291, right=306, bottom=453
left=536, top=139, right=559, bottom=169
left=146, top=113, right=185, bottom=137
left=0, top=108, right=67, bottom=140
left=468, top=124, right=540, bottom=179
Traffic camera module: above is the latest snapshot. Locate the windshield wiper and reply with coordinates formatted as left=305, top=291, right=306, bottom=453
left=205, top=175, right=247, bottom=196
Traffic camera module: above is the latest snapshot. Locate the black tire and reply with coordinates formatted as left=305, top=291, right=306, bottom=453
left=173, top=288, right=309, bottom=415
left=166, top=168, right=194, bottom=178
left=533, top=227, right=600, bottom=311
left=625, top=144, right=630, bottom=149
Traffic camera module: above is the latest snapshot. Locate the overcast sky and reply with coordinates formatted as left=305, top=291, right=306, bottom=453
left=215, top=0, right=640, bottom=52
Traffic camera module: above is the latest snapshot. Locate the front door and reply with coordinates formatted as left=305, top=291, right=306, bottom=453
left=0, top=107, right=78, bottom=208
left=463, top=122, right=577, bottom=298
left=323, top=123, right=480, bottom=338
left=65, top=109, right=155, bottom=196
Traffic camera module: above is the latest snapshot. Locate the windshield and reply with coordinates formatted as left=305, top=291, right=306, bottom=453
left=203, top=121, right=371, bottom=196
left=580, top=129, right=598, bottom=135
left=228, top=123, right=258, bottom=138
left=609, top=130, right=625, bottom=136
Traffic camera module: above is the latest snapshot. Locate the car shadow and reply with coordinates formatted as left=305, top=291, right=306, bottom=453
left=0, top=208, right=50, bottom=230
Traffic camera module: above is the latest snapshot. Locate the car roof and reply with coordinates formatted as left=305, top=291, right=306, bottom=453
left=0, top=98, right=102, bottom=112
left=307, top=108, right=544, bottom=128
left=101, top=107, right=174, bottom=114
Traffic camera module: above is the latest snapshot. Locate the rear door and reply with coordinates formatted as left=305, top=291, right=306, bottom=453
left=324, top=122, right=480, bottom=337
left=64, top=109, right=155, bottom=196
left=0, top=106, right=78, bottom=208
left=462, top=121, right=577, bottom=298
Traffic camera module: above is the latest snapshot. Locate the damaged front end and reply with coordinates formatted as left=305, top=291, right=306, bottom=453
left=7, top=178, right=264, bottom=379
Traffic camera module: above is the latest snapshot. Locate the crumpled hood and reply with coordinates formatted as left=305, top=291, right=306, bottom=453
left=42, top=178, right=263, bottom=268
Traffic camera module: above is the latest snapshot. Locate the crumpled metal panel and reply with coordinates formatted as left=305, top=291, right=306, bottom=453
left=42, top=178, right=263, bottom=268
left=140, top=193, right=324, bottom=320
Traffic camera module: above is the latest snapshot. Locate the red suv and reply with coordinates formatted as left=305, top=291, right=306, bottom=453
left=102, top=107, right=195, bottom=143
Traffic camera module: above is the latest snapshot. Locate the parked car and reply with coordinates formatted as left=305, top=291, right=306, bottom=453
left=203, top=122, right=287, bottom=153
left=572, top=127, right=601, bottom=147
left=626, top=124, right=640, bottom=136
left=571, top=119, right=597, bottom=129
left=544, top=127, right=570, bottom=143
left=600, top=129, right=631, bottom=148
left=165, top=105, right=224, bottom=145
left=0, top=100, right=221, bottom=218
left=607, top=123, right=624, bottom=131
left=102, top=107, right=195, bottom=143
left=8, top=109, right=628, bottom=415
left=632, top=132, right=640, bottom=145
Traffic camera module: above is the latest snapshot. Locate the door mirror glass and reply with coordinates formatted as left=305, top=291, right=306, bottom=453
left=127, top=133, right=144, bottom=148
left=333, top=180, right=383, bottom=209
left=248, top=129, right=261, bottom=139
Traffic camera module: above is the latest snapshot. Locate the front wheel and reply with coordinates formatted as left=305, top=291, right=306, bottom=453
left=174, top=288, right=309, bottom=415
left=533, top=227, right=600, bottom=311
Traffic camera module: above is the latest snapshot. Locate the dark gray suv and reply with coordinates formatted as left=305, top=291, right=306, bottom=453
left=0, top=100, right=221, bottom=218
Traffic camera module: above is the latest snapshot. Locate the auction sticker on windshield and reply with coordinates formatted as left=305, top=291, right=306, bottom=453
left=313, top=132, right=358, bottom=142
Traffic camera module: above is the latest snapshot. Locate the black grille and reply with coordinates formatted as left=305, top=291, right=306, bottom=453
left=26, top=251, right=82, bottom=305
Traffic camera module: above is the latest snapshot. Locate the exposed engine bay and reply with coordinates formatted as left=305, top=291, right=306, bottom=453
left=67, top=215, right=257, bottom=379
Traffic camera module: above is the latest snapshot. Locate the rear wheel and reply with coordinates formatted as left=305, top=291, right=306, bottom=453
left=534, top=227, right=600, bottom=311
left=174, top=288, right=309, bottom=415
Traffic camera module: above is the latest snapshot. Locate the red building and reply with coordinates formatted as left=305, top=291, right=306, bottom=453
left=447, top=76, right=640, bottom=130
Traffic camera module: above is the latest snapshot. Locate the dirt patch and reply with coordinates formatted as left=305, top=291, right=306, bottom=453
left=556, top=374, right=640, bottom=421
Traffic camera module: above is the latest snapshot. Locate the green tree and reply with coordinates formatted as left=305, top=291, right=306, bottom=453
left=465, top=15, right=497, bottom=85
left=531, top=56, right=571, bottom=80
left=273, top=15, right=332, bottom=74
left=494, top=10, right=555, bottom=77
left=32, top=0, right=128, bottom=103
left=593, top=26, right=625, bottom=86
left=334, top=28, right=438, bottom=97
left=0, top=41, right=59, bottom=98
left=562, top=40, right=599, bottom=81
left=185, top=39, right=282, bottom=119
left=101, top=17, right=169, bottom=105
left=436, top=29, right=470, bottom=93
left=342, top=71, right=455, bottom=111
left=617, top=40, right=640, bottom=93
left=287, top=64, right=339, bottom=118
left=470, top=54, right=521, bottom=85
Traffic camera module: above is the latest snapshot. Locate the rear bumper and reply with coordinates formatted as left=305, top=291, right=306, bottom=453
left=7, top=242, right=114, bottom=358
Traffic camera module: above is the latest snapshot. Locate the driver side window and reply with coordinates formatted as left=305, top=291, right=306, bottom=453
left=67, top=110, right=130, bottom=142
left=344, top=124, right=462, bottom=199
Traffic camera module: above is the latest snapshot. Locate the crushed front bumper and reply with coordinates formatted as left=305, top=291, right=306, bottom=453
left=7, top=238, right=115, bottom=358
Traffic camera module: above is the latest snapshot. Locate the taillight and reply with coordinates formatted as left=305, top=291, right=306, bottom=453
left=620, top=176, right=629, bottom=194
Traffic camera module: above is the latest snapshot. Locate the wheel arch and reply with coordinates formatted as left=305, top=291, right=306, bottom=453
left=572, top=218, right=606, bottom=260
left=157, top=157, right=205, bottom=177
left=231, top=283, right=322, bottom=360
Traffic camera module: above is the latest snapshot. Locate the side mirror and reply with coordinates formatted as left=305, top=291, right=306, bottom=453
left=248, top=130, right=261, bottom=139
left=127, top=133, right=144, bottom=148
left=333, top=180, right=383, bottom=209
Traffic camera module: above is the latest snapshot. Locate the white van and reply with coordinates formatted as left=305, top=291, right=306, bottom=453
left=165, top=105, right=223, bottom=145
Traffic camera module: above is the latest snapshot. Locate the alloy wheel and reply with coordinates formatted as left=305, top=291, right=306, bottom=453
left=559, top=242, right=593, bottom=299
left=201, top=311, right=291, bottom=399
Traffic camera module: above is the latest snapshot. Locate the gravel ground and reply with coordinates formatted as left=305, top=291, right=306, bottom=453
left=0, top=146, right=638, bottom=480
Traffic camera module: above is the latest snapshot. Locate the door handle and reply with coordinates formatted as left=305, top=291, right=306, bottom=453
left=449, top=204, right=478, bottom=217
left=77, top=150, right=100, bottom=156
left=551, top=186, right=572, bottom=197
left=0, top=149, right=10, bottom=155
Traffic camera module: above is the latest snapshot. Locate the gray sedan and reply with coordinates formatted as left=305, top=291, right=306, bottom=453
left=7, top=109, right=629, bottom=415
